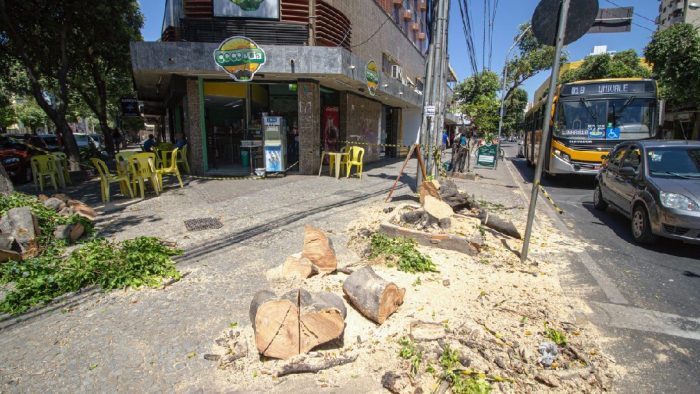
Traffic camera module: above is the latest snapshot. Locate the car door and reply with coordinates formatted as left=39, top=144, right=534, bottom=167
left=617, top=145, right=643, bottom=215
left=603, top=145, right=629, bottom=208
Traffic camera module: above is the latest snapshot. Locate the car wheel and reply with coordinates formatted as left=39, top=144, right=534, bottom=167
left=631, top=204, right=657, bottom=244
left=593, top=183, right=608, bottom=210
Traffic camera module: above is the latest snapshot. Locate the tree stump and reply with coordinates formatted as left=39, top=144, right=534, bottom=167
left=342, top=267, right=405, bottom=324
left=301, top=225, right=337, bottom=274
left=249, top=289, right=346, bottom=359
left=282, top=254, right=318, bottom=279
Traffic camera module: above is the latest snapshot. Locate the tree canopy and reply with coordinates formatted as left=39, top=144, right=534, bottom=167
left=645, top=23, right=700, bottom=108
left=560, top=49, right=651, bottom=84
left=504, top=23, right=566, bottom=101
left=454, top=71, right=501, bottom=134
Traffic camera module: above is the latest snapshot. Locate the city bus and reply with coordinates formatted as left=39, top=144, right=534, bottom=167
left=523, top=78, right=660, bottom=176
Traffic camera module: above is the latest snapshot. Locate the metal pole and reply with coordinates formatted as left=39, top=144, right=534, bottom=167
left=417, top=0, right=441, bottom=186
left=426, top=0, right=447, bottom=176
left=497, top=26, right=531, bottom=140
left=520, top=0, right=570, bottom=263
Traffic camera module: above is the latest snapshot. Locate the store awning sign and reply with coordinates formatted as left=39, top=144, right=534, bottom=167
left=214, top=36, right=267, bottom=82
left=120, top=98, right=140, bottom=117
left=366, top=60, right=379, bottom=96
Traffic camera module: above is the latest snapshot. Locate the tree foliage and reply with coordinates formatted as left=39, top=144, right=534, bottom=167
left=16, top=98, right=50, bottom=133
left=502, top=88, right=528, bottom=135
left=504, top=23, right=567, bottom=101
left=455, top=71, right=501, bottom=134
left=645, top=23, right=700, bottom=107
left=560, top=49, right=651, bottom=84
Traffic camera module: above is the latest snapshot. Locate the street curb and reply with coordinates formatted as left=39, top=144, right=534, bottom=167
left=503, top=158, right=630, bottom=305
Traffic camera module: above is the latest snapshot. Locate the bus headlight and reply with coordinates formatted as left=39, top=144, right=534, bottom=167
left=553, top=149, right=571, bottom=162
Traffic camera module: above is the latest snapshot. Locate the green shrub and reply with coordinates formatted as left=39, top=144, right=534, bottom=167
left=370, top=233, right=437, bottom=273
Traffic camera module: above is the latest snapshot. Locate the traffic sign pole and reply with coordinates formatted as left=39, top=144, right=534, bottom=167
left=520, top=0, right=571, bottom=263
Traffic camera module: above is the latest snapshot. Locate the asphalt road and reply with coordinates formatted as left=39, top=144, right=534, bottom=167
left=501, top=142, right=700, bottom=393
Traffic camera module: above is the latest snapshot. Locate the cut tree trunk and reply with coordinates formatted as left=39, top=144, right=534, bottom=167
left=342, top=266, right=405, bottom=324
left=301, top=225, right=337, bottom=273
left=476, top=211, right=521, bottom=239
left=249, top=289, right=346, bottom=359
left=282, top=254, right=318, bottom=279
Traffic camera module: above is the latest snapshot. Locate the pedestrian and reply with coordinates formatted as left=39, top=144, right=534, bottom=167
left=112, top=129, right=122, bottom=153
left=143, top=134, right=156, bottom=152
left=441, top=129, right=450, bottom=152
left=175, top=132, right=188, bottom=149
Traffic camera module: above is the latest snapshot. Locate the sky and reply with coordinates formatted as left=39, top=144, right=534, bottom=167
left=138, top=0, right=660, bottom=102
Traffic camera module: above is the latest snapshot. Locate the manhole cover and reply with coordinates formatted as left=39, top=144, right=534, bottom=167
left=184, top=218, right=224, bottom=232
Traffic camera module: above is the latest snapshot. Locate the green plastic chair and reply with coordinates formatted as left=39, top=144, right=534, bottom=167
left=129, top=153, right=160, bottom=198
left=156, top=148, right=184, bottom=189
left=90, top=158, right=133, bottom=202
left=30, top=155, right=58, bottom=192
left=51, top=152, right=71, bottom=186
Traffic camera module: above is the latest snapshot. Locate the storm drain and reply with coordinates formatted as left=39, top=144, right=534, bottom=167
left=184, top=218, right=224, bottom=232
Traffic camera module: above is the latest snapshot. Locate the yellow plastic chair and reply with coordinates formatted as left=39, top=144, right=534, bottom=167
left=129, top=153, right=160, bottom=198
left=51, top=152, right=71, bottom=186
left=114, top=152, right=136, bottom=196
left=90, top=158, right=133, bottom=202
left=346, top=146, right=365, bottom=179
left=30, top=155, right=58, bottom=192
left=155, top=148, right=173, bottom=169
left=176, top=145, right=190, bottom=174
left=156, top=148, right=184, bottom=189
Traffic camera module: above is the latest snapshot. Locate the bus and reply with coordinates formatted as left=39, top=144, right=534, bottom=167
left=523, top=78, right=660, bottom=176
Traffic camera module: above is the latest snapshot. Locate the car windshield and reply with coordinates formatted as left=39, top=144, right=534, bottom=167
left=555, top=98, right=655, bottom=140
left=74, top=135, right=89, bottom=145
left=647, top=147, right=700, bottom=178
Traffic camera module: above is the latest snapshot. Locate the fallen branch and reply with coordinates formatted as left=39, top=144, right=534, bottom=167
left=275, top=353, right=358, bottom=377
left=336, top=267, right=354, bottom=275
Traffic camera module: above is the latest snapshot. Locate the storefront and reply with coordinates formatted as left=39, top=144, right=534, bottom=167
left=130, top=40, right=424, bottom=176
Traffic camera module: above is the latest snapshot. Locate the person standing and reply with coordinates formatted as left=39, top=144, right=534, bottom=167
left=112, top=129, right=122, bottom=153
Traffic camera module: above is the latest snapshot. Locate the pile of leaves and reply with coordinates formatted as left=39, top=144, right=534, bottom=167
left=0, top=237, right=182, bottom=314
left=369, top=233, right=437, bottom=273
left=0, top=193, right=182, bottom=315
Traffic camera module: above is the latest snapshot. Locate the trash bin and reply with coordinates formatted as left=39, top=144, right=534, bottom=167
left=240, top=150, right=250, bottom=169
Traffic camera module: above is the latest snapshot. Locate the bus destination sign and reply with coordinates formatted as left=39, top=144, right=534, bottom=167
left=561, top=81, right=651, bottom=96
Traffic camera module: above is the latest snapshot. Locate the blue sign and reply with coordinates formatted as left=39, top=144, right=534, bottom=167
left=606, top=128, right=621, bottom=140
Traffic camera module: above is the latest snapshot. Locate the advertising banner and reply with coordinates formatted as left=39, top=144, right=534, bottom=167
left=213, top=36, right=267, bottom=82
left=322, top=107, right=340, bottom=152
left=213, top=0, right=280, bottom=19
left=476, top=143, right=499, bottom=169
left=366, top=60, right=379, bottom=96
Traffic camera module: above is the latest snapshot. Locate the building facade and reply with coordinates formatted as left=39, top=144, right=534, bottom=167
left=656, top=0, right=700, bottom=30
left=131, top=0, right=434, bottom=175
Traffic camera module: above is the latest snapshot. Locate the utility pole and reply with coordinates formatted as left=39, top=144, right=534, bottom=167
left=520, top=0, right=570, bottom=263
left=418, top=0, right=450, bottom=180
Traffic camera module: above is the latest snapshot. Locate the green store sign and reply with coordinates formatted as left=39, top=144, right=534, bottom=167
left=366, top=60, right=379, bottom=96
left=213, top=36, right=267, bottom=82
left=230, top=0, right=265, bottom=11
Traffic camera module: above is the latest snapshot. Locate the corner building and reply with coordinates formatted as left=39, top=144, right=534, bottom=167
left=130, top=0, right=433, bottom=175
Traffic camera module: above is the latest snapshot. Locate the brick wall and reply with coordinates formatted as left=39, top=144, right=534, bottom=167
left=323, top=0, right=426, bottom=81
left=185, top=79, right=205, bottom=175
left=297, top=80, right=321, bottom=174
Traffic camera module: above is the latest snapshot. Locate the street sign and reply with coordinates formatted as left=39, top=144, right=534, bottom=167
left=532, top=0, right=598, bottom=46
left=425, top=105, right=436, bottom=117
left=475, top=143, right=499, bottom=169
left=588, top=7, right=633, bottom=34
left=120, top=98, right=141, bottom=117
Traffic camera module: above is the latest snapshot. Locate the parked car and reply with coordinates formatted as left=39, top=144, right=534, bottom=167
left=0, top=136, right=34, bottom=183
left=73, top=133, right=99, bottom=149
left=37, top=134, right=62, bottom=152
left=594, top=140, right=700, bottom=245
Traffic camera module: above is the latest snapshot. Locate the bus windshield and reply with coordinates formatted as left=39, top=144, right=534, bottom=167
left=555, top=97, right=655, bottom=140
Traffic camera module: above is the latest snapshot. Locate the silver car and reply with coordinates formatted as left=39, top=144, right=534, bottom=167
left=594, top=140, right=700, bottom=245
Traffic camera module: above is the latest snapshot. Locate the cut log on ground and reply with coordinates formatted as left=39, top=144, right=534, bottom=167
left=274, top=353, right=358, bottom=377
left=301, top=225, right=337, bottom=274
left=439, top=180, right=481, bottom=211
left=343, top=266, right=405, bottom=324
left=282, top=254, right=317, bottom=279
left=423, top=196, right=453, bottom=229
left=249, top=289, right=346, bottom=359
left=479, top=210, right=522, bottom=239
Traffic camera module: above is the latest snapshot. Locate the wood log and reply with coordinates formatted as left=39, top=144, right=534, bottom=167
left=419, top=181, right=441, bottom=204
left=478, top=210, right=522, bottom=239
left=342, top=267, right=405, bottom=324
left=250, top=290, right=299, bottom=360
left=282, top=254, right=317, bottom=279
left=301, top=225, right=337, bottom=274
left=249, top=289, right=346, bottom=359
